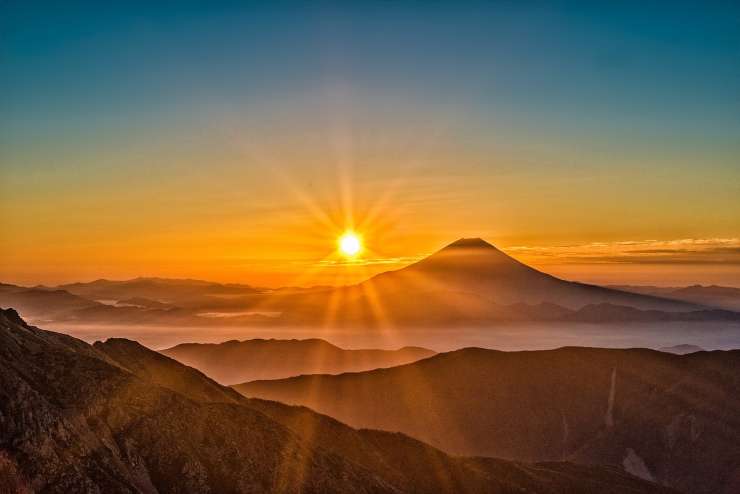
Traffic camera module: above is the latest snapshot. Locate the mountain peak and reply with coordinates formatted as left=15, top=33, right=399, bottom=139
left=443, top=237, right=498, bottom=250
left=0, top=308, right=27, bottom=327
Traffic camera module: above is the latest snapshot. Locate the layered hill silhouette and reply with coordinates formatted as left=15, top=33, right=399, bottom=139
left=240, top=238, right=735, bottom=327
left=3, top=239, right=738, bottom=328
left=0, top=308, right=674, bottom=493
left=57, top=277, right=263, bottom=304
left=0, top=280, right=267, bottom=326
left=0, top=282, right=101, bottom=318
left=613, top=284, right=740, bottom=311
left=161, top=339, right=436, bottom=384
left=237, top=346, right=740, bottom=494
left=658, top=344, right=705, bottom=355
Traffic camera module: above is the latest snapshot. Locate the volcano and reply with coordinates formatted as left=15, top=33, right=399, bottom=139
left=360, top=238, right=698, bottom=311
left=254, top=237, right=720, bottom=327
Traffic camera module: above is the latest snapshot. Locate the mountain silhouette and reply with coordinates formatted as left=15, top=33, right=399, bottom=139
left=613, top=284, right=740, bottom=311
left=658, top=344, right=705, bottom=354
left=2, top=239, right=731, bottom=328
left=57, top=277, right=262, bottom=307
left=359, top=238, right=699, bottom=311
left=0, top=308, right=674, bottom=493
left=0, top=283, right=101, bottom=317
left=245, top=238, right=716, bottom=328
left=161, top=339, right=436, bottom=384
left=238, top=345, right=740, bottom=494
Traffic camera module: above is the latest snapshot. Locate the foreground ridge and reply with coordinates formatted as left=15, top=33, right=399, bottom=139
left=238, top=345, right=740, bottom=494
left=0, top=307, right=674, bottom=493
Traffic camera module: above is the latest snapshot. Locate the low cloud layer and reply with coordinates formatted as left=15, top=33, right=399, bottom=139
left=506, top=238, right=740, bottom=265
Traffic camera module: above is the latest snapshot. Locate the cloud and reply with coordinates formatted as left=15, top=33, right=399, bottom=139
left=317, top=256, right=425, bottom=267
left=505, top=238, right=740, bottom=265
left=310, top=238, right=740, bottom=273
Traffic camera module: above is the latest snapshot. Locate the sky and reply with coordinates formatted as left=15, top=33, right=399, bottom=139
left=1, top=1, right=739, bottom=287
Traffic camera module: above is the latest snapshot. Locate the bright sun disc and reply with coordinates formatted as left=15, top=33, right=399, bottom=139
left=338, top=232, right=362, bottom=257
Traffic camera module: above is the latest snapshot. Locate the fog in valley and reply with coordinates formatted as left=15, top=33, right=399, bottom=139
left=46, top=321, right=740, bottom=353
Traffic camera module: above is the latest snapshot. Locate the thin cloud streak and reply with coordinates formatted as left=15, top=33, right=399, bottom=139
left=506, top=238, right=740, bottom=266
left=315, top=238, right=740, bottom=271
left=317, top=256, right=425, bottom=267
left=313, top=238, right=740, bottom=274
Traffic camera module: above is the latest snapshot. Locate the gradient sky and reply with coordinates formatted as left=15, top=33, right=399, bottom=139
left=1, top=1, right=739, bottom=287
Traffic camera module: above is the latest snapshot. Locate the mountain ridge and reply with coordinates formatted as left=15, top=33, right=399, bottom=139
left=0, top=307, right=674, bottom=493
left=2, top=238, right=737, bottom=329
left=360, top=238, right=701, bottom=311
left=237, top=344, right=740, bottom=494
left=160, top=338, right=437, bottom=384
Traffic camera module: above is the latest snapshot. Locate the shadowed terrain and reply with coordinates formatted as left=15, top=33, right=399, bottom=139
left=0, top=308, right=674, bottom=493
left=237, top=346, right=740, bottom=494
left=161, top=339, right=435, bottom=384
left=613, top=285, right=740, bottom=312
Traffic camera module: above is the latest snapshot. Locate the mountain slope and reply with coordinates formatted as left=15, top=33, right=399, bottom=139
left=237, top=346, right=740, bottom=494
left=94, top=335, right=675, bottom=494
left=613, top=284, right=740, bottom=311
left=57, top=277, right=262, bottom=304
left=0, top=283, right=101, bottom=318
left=358, top=238, right=700, bottom=311
left=3, top=240, right=730, bottom=329
left=0, top=308, right=671, bottom=493
left=253, top=239, right=708, bottom=328
left=0, top=310, right=390, bottom=493
left=658, top=344, right=705, bottom=355
left=160, top=339, right=436, bottom=384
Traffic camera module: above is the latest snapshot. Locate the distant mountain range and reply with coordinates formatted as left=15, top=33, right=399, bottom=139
left=0, top=309, right=673, bottom=493
left=237, top=346, right=740, bottom=494
left=57, top=276, right=263, bottom=306
left=161, top=339, right=436, bottom=384
left=2, top=238, right=739, bottom=328
left=249, top=238, right=725, bottom=327
left=658, top=344, right=705, bottom=355
left=612, top=284, right=740, bottom=311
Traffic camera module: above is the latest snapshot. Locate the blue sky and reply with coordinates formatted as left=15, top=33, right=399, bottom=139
left=3, top=1, right=739, bottom=140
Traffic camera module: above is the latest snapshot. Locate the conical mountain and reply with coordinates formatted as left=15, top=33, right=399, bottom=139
left=388, top=237, right=555, bottom=284
left=361, top=238, right=696, bottom=311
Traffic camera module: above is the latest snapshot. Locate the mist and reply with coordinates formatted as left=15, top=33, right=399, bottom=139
left=46, top=321, right=740, bottom=353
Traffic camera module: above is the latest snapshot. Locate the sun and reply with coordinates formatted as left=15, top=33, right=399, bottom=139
left=338, top=231, right=362, bottom=257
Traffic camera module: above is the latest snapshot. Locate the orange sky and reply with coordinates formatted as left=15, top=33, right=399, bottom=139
left=2, top=5, right=739, bottom=288
left=2, top=162, right=739, bottom=289
left=2, top=112, right=739, bottom=288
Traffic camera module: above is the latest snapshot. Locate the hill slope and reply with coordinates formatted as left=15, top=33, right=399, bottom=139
left=161, top=339, right=435, bottom=384
left=0, top=308, right=671, bottom=493
left=237, top=346, right=740, bottom=494
left=613, top=284, right=740, bottom=311
left=358, top=238, right=700, bottom=311
left=57, top=277, right=262, bottom=305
